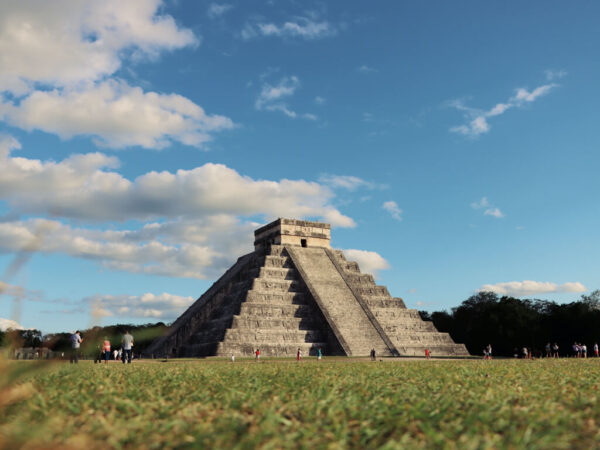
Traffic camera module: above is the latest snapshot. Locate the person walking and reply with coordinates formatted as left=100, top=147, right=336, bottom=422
left=296, top=348, right=302, bottom=361
left=370, top=348, right=376, bottom=361
left=545, top=343, right=551, bottom=358
left=113, top=349, right=118, bottom=361
left=69, top=331, right=83, bottom=364
left=317, top=347, right=322, bottom=361
left=594, top=343, right=599, bottom=358
left=425, top=348, right=430, bottom=359
left=582, top=344, right=588, bottom=358
left=231, top=353, right=235, bottom=363
left=102, top=337, right=111, bottom=365
left=255, top=348, right=260, bottom=362
left=552, top=343, right=559, bottom=358
left=121, top=331, right=134, bottom=364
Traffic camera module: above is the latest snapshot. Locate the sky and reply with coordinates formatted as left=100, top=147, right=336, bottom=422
left=0, top=1, right=598, bottom=333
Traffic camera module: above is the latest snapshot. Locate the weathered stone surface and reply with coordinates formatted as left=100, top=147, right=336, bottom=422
left=148, top=218, right=469, bottom=357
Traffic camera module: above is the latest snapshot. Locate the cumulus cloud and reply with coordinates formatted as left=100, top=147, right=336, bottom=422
left=207, top=3, right=233, bottom=19
left=343, top=249, right=390, bottom=279
left=449, top=77, right=560, bottom=137
left=0, top=2, right=235, bottom=150
left=255, top=76, right=315, bottom=120
left=0, top=136, right=353, bottom=226
left=0, top=218, right=239, bottom=279
left=87, top=292, right=194, bottom=320
left=471, top=197, right=504, bottom=219
left=0, top=317, right=24, bottom=331
left=242, top=17, right=336, bottom=40
left=483, top=208, right=504, bottom=218
left=0, top=0, right=198, bottom=94
left=0, top=137, right=356, bottom=278
left=382, top=201, right=402, bottom=221
left=479, top=281, right=587, bottom=297
left=1, top=80, right=234, bottom=149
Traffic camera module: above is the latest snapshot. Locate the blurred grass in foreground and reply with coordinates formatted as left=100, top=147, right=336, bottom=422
left=1, top=358, right=600, bottom=448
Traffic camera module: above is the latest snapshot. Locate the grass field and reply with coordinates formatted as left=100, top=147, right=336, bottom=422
left=2, top=357, right=600, bottom=449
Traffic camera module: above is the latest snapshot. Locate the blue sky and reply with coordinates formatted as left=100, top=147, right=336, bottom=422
left=0, top=1, right=598, bottom=333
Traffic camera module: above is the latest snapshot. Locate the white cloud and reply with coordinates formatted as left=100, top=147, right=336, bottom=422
left=319, top=175, right=374, bottom=191
left=87, top=292, right=194, bottom=320
left=0, top=137, right=357, bottom=278
left=0, top=0, right=198, bottom=95
left=513, top=84, right=556, bottom=103
left=342, top=249, right=390, bottom=279
left=545, top=69, right=567, bottom=81
left=470, top=197, right=490, bottom=209
left=357, top=65, right=378, bottom=73
left=1, top=80, right=234, bottom=149
left=242, top=17, right=336, bottom=40
left=207, top=3, right=233, bottom=19
left=450, top=77, right=560, bottom=137
left=382, top=201, right=402, bottom=221
left=479, top=281, right=587, bottom=297
left=0, top=317, right=24, bottom=331
left=255, top=76, right=315, bottom=120
left=0, top=2, right=235, bottom=151
left=471, top=197, right=504, bottom=219
left=0, top=136, right=353, bottom=226
left=314, top=96, right=326, bottom=105
left=483, top=207, right=504, bottom=218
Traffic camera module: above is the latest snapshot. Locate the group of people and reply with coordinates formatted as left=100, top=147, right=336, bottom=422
left=97, top=331, right=135, bottom=364
left=510, top=342, right=600, bottom=359
left=569, top=342, right=599, bottom=358
left=69, top=330, right=135, bottom=364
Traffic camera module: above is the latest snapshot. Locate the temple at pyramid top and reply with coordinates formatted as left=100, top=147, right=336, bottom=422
left=148, top=218, right=469, bottom=358
left=254, top=218, right=331, bottom=250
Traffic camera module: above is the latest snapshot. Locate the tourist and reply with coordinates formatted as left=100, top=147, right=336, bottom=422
left=113, top=349, right=118, bottom=360
left=102, top=337, right=111, bottom=364
left=594, top=343, right=599, bottom=357
left=94, top=342, right=103, bottom=364
left=545, top=343, right=551, bottom=358
left=486, top=344, right=492, bottom=360
left=425, top=348, right=430, bottom=359
left=522, top=347, right=528, bottom=359
left=317, top=347, right=322, bottom=361
left=370, top=348, right=376, bottom=361
left=69, top=331, right=83, bottom=364
left=255, top=348, right=260, bottom=362
left=121, top=331, right=134, bottom=364
left=231, top=353, right=235, bottom=363
left=552, top=343, right=559, bottom=358
left=582, top=344, right=588, bottom=358
left=297, top=348, right=302, bottom=361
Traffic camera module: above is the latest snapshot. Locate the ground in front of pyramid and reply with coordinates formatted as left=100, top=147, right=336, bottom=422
left=148, top=218, right=469, bottom=358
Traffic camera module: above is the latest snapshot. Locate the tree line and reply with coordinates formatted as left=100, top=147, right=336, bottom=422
left=419, top=290, right=600, bottom=357
left=3, top=290, right=600, bottom=358
left=1, top=322, right=168, bottom=357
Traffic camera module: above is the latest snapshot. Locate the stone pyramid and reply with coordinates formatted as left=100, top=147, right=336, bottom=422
left=148, top=219, right=468, bottom=357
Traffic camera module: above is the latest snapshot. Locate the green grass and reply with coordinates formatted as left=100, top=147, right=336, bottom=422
left=2, top=358, right=600, bottom=448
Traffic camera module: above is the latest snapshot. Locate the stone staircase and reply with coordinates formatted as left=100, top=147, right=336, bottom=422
left=330, top=250, right=469, bottom=357
left=180, top=245, right=329, bottom=357
left=286, top=246, right=393, bottom=357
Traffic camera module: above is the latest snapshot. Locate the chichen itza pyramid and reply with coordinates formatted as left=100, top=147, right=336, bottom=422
left=149, top=218, right=468, bottom=357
